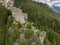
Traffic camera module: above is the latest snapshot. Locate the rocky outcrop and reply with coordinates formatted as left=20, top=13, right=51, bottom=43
left=0, top=0, right=27, bottom=24
left=0, top=0, right=14, bottom=9
left=10, top=7, right=27, bottom=24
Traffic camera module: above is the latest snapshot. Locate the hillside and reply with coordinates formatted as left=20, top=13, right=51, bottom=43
left=14, top=0, right=60, bottom=32
left=0, top=0, right=60, bottom=45
left=14, top=0, right=60, bottom=45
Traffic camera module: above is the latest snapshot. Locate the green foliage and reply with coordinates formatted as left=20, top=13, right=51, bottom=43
left=36, top=31, right=41, bottom=37
left=25, top=22, right=33, bottom=29
left=7, top=16, right=13, bottom=27
left=20, top=41, right=25, bottom=45
left=0, top=5, right=11, bottom=27
left=0, top=5, right=11, bottom=45
left=14, top=0, right=60, bottom=45
left=44, top=37, right=51, bottom=45
left=0, top=26, right=5, bottom=45
left=10, top=22, right=21, bottom=45
left=14, top=0, right=60, bottom=33
left=47, top=30, right=60, bottom=45
left=24, top=30, right=34, bottom=39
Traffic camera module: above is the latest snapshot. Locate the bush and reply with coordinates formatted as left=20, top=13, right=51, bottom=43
left=0, top=5, right=11, bottom=45
left=24, top=30, right=34, bottom=39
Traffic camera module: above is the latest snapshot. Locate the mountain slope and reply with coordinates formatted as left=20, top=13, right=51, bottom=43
left=14, top=0, right=60, bottom=45
left=14, top=0, right=60, bottom=33
left=0, top=0, right=60, bottom=45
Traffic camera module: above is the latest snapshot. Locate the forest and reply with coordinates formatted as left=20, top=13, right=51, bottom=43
left=14, top=0, right=60, bottom=45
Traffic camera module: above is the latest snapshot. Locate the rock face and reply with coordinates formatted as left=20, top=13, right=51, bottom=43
left=0, top=0, right=14, bottom=9
left=0, top=0, right=27, bottom=24
left=10, top=7, right=27, bottom=24
left=39, top=31, right=46, bottom=44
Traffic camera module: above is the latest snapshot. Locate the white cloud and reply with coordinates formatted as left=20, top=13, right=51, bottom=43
left=33, top=0, right=60, bottom=6
left=54, top=4, right=60, bottom=7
